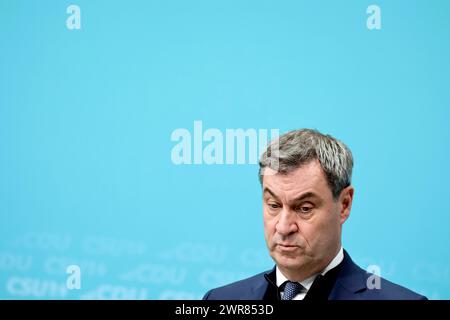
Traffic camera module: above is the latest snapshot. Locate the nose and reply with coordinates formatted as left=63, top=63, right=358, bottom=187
left=275, top=208, right=298, bottom=237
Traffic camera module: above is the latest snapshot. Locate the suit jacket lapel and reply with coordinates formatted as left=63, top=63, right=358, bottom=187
left=236, top=269, right=273, bottom=299
left=329, top=250, right=367, bottom=299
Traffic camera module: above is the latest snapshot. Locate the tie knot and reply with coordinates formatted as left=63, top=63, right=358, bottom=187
left=282, top=281, right=304, bottom=300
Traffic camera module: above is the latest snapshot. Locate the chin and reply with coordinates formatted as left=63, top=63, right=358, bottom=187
left=273, top=253, right=305, bottom=269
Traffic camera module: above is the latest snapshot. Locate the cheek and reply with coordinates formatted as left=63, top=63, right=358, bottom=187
left=263, top=216, right=276, bottom=240
left=302, top=212, right=339, bottom=244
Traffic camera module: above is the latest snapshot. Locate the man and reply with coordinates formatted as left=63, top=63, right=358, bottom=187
left=203, top=129, right=426, bottom=300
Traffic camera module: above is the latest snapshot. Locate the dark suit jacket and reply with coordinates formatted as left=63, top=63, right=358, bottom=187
left=203, top=250, right=427, bottom=300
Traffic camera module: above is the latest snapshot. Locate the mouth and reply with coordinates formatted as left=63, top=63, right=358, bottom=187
left=277, top=244, right=300, bottom=252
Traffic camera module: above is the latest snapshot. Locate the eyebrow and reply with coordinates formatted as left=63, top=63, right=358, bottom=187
left=263, top=187, right=279, bottom=200
left=263, top=187, right=320, bottom=204
left=291, top=192, right=319, bottom=203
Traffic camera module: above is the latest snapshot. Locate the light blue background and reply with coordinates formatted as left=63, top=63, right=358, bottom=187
left=1, top=0, right=449, bottom=299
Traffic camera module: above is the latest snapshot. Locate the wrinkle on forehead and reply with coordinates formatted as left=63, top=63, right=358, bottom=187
left=263, top=160, right=331, bottom=202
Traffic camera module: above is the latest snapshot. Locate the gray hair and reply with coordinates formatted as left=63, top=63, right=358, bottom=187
left=259, top=129, right=353, bottom=199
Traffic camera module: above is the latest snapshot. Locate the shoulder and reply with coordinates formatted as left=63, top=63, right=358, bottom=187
left=336, top=251, right=427, bottom=300
left=203, top=270, right=269, bottom=300
left=360, top=274, right=427, bottom=300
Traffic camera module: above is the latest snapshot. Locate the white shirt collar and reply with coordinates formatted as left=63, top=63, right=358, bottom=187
left=276, top=246, right=344, bottom=292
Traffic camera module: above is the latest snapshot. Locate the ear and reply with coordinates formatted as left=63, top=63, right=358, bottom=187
left=339, top=186, right=354, bottom=225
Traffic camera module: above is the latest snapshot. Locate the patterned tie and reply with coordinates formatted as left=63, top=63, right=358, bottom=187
left=281, top=281, right=304, bottom=300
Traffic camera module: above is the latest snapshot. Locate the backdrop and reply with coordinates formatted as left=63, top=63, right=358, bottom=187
left=1, top=0, right=449, bottom=299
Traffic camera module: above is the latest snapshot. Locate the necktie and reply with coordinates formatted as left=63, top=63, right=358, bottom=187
left=281, top=281, right=304, bottom=300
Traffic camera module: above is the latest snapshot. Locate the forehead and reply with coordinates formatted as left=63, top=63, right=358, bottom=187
left=262, top=160, right=330, bottom=199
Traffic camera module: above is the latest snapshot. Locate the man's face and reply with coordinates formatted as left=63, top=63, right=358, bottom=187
left=262, top=160, right=353, bottom=281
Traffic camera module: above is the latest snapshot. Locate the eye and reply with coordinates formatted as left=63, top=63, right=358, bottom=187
left=296, top=204, right=313, bottom=214
left=267, top=202, right=281, bottom=210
